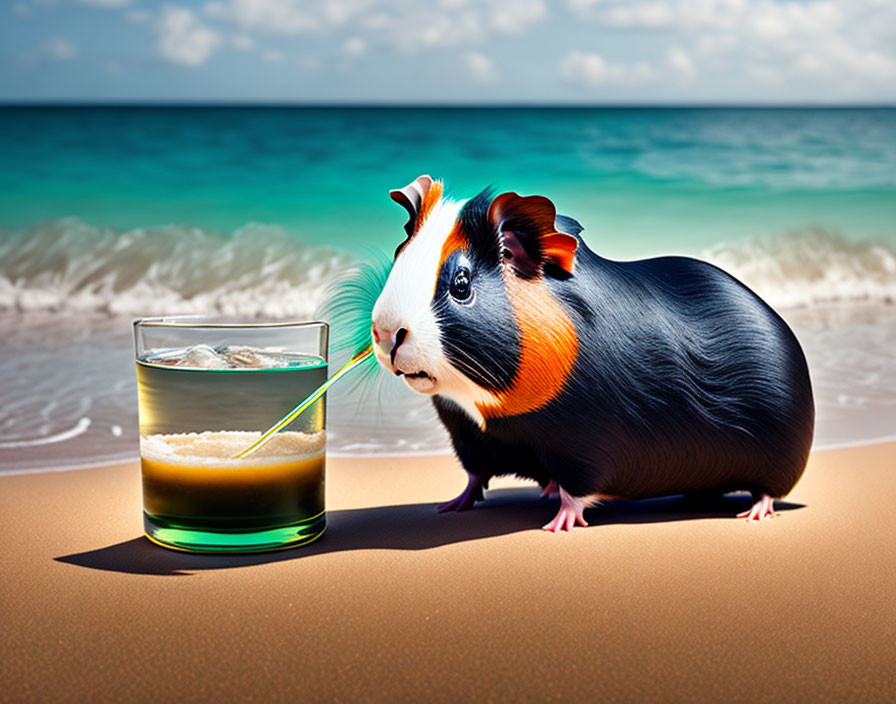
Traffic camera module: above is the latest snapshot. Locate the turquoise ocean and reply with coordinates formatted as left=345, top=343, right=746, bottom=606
left=1, top=107, right=894, bottom=472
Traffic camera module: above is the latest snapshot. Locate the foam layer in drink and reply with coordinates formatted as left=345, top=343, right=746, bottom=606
left=140, top=430, right=325, bottom=466
left=141, top=430, right=325, bottom=530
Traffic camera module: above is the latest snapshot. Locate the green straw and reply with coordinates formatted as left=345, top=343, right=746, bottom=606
left=232, top=344, right=374, bottom=460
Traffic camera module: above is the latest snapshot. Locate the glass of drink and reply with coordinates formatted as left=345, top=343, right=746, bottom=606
left=134, top=317, right=328, bottom=553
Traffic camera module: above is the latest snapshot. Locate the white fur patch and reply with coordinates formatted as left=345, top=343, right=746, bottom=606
left=373, top=197, right=462, bottom=361
left=372, top=196, right=500, bottom=427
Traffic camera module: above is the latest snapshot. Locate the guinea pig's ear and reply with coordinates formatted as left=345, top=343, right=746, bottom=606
left=489, top=192, right=578, bottom=277
left=390, top=175, right=432, bottom=237
left=389, top=175, right=445, bottom=258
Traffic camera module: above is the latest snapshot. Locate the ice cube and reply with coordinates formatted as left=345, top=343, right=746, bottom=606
left=219, top=345, right=288, bottom=369
left=173, top=344, right=232, bottom=370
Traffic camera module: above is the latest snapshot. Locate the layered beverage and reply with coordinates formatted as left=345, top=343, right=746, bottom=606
left=140, top=430, right=325, bottom=543
left=134, top=320, right=329, bottom=553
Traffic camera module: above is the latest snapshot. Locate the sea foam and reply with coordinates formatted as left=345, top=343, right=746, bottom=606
left=702, top=227, right=896, bottom=309
left=1, top=219, right=893, bottom=317
left=0, top=218, right=352, bottom=317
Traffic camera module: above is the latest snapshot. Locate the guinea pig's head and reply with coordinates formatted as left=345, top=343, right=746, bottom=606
left=371, top=175, right=581, bottom=427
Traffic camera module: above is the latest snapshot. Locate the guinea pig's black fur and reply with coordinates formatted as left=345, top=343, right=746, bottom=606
left=431, top=190, right=814, bottom=503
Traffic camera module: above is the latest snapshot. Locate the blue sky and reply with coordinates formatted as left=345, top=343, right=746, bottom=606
left=2, top=0, right=895, bottom=103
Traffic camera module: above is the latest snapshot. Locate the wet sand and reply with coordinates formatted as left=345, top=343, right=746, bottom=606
left=1, top=444, right=894, bottom=702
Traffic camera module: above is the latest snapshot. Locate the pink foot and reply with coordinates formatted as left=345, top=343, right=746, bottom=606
left=438, top=473, right=487, bottom=513
left=542, top=488, right=590, bottom=533
left=737, top=493, right=776, bottom=522
left=540, top=479, right=559, bottom=498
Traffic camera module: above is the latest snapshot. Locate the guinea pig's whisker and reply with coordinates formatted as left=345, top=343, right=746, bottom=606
left=465, top=345, right=513, bottom=387
left=456, top=354, right=506, bottom=391
left=449, top=344, right=511, bottom=391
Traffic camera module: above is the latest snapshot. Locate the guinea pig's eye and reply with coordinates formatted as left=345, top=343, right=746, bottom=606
left=450, top=268, right=472, bottom=301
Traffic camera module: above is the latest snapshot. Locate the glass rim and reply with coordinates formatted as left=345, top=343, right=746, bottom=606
left=133, top=315, right=329, bottom=330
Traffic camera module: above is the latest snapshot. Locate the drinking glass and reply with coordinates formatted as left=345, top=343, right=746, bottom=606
left=134, top=317, right=328, bottom=553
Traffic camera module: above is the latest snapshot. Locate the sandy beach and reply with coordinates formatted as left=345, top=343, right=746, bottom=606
left=1, top=443, right=894, bottom=702
left=3, top=24, right=896, bottom=704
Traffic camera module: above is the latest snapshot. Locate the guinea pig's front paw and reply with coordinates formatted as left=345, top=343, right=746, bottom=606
left=542, top=488, right=589, bottom=533
left=437, top=473, right=486, bottom=513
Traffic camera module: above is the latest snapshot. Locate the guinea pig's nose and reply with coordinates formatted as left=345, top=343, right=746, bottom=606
left=372, top=322, right=409, bottom=365
left=390, top=328, right=408, bottom=365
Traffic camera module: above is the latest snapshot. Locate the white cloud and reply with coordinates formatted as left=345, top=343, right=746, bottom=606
left=158, top=5, right=221, bottom=67
left=374, top=0, right=548, bottom=52
left=204, top=0, right=319, bottom=35
left=105, top=59, right=122, bottom=74
left=414, top=0, right=547, bottom=49
left=568, top=0, right=849, bottom=35
left=297, top=54, right=322, bottom=70
left=565, top=0, right=896, bottom=89
left=41, top=37, right=79, bottom=60
left=322, top=0, right=373, bottom=25
left=199, top=0, right=548, bottom=52
left=490, top=0, right=546, bottom=34
left=232, top=34, right=253, bottom=50
left=695, top=34, right=739, bottom=57
left=342, top=36, right=366, bottom=57
left=361, top=12, right=390, bottom=31
left=262, top=48, right=284, bottom=62
left=560, top=45, right=696, bottom=88
left=665, top=45, right=694, bottom=79
left=465, top=51, right=499, bottom=83
left=80, top=0, right=131, bottom=7
left=560, top=50, right=653, bottom=85
left=126, top=9, right=150, bottom=23
left=601, top=1, right=676, bottom=29
left=14, top=3, right=31, bottom=16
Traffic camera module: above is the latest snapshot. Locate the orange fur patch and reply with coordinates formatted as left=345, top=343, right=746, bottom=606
left=477, top=273, right=578, bottom=421
left=438, top=224, right=466, bottom=271
left=415, top=180, right=444, bottom=235
left=395, top=179, right=444, bottom=259
left=432, top=222, right=467, bottom=297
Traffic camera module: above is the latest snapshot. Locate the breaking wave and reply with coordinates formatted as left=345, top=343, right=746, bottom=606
left=0, top=218, right=353, bottom=318
left=701, top=227, right=896, bottom=309
left=0, top=219, right=894, bottom=317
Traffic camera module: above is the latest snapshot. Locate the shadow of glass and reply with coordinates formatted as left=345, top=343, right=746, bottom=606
left=54, top=489, right=804, bottom=576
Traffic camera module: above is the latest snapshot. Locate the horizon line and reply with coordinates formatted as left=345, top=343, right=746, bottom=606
left=1, top=100, right=895, bottom=109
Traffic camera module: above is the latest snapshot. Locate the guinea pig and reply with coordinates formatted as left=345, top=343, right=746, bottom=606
left=371, top=175, right=814, bottom=532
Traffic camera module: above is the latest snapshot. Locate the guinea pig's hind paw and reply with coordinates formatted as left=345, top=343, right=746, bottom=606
left=542, top=488, right=589, bottom=533
left=540, top=480, right=560, bottom=498
left=736, top=493, right=775, bottom=522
